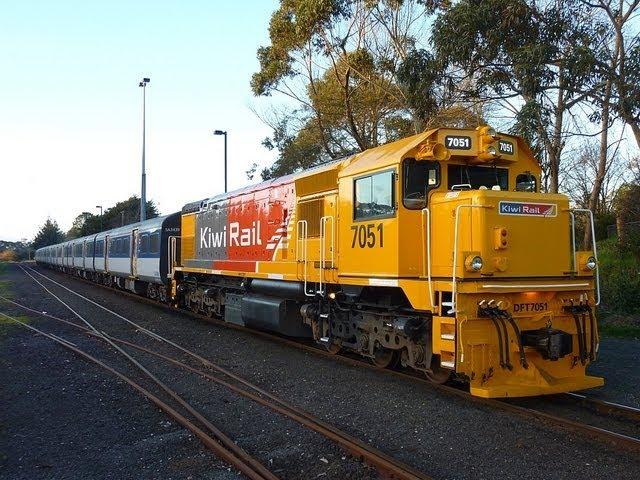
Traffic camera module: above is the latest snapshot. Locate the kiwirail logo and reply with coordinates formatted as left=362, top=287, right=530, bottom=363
left=200, top=221, right=262, bottom=249
left=498, top=201, right=557, bottom=217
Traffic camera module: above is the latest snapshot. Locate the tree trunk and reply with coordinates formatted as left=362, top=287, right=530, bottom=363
left=548, top=72, right=566, bottom=194
left=616, top=213, right=627, bottom=245
left=584, top=78, right=612, bottom=247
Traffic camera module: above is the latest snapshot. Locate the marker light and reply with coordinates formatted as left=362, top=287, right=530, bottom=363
left=585, top=256, right=597, bottom=270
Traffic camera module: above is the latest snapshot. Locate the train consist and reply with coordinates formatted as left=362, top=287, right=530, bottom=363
left=36, top=126, right=604, bottom=397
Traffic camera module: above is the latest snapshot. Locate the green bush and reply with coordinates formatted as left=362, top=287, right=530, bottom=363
left=598, top=238, right=640, bottom=316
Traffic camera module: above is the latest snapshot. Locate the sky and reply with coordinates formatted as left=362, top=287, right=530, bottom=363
left=0, top=0, right=282, bottom=241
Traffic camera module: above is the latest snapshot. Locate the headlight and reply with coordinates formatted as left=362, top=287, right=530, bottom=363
left=585, top=256, right=597, bottom=270
left=487, top=146, right=497, bottom=156
left=466, top=255, right=483, bottom=272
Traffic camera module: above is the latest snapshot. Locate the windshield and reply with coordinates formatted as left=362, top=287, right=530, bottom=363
left=447, top=164, right=508, bottom=190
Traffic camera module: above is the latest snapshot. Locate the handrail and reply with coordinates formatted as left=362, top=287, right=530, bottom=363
left=318, top=216, right=334, bottom=297
left=420, top=208, right=434, bottom=310
left=569, top=212, right=577, bottom=272
left=296, top=220, right=313, bottom=297
left=570, top=208, right=601, bottom=306
left=449, top=204, right=493, bottom=314
left=167, top=236, right=177, bottom=279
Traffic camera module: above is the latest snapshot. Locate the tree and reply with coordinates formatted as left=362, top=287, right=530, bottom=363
left=66, top=212, right=93, bottom=239
left=432, top=0, right=599, bottom=192
left=613, top=182, right=640, bottom=247
left=252, top=0, right=476, bottom=179
left=32, top=218, right=65, bottom=250
left=0, top=249, right=18, bottom=262
left=583, top=0, right=640, bottom=149
left=78, top=196, right=159, bottom=236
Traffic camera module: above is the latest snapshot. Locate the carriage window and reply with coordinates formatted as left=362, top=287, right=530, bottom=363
left=354, top=170, right=395, bottom=220
left=403, top=159, right=440, bottom=209
left=516, top=172, right=537, bottom=192
left=448, top=164, right=508, bottom=190
left=96, top=240, right=104, bottom=256
left=122, top=237, right=130, bottom=256
left=140, top=234, right=149, bottom=253
left=149, top=232, right=160, bottom=254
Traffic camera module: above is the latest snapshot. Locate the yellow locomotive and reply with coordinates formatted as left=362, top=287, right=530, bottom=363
left=172, top=126, right=603, bottom=398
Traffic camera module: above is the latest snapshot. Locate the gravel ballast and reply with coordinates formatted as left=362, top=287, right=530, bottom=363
left=1, top=263, right=640, bottom=479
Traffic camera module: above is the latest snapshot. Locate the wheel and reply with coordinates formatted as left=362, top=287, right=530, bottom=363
left=424, top=356, right=452, bottom=384
left=323, top=342, right=341, bottom=355
left=372, top=347, right=398, bottom=369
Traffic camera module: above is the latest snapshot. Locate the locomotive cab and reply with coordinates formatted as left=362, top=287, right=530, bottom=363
left=393, top=127, right=603, bottom=397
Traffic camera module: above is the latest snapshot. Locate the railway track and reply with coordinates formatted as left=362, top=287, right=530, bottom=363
left=5, top=264, right=433, bottom=480
left=0, top=311, right=277, bottom=480
left=18, top=264, right=640, bottom=454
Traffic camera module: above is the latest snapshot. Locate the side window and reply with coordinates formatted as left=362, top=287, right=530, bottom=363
left=150, top=232, right=160, bottom=254
left=516, top=172, right=537, bottom=192
left=354, top=170, right=395, bottom=220
left=403, top=159, right=440, bottom=209
left=140, top=234, right=149, bottom=254
left=115, top=238, right=122, bottom=255
left=123, top=237, right=130, bottom=256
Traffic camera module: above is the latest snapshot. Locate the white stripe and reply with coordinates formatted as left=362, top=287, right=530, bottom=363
left=481, top=283, right=589, bottom=289
left=368, top=278, right=398, bottom=287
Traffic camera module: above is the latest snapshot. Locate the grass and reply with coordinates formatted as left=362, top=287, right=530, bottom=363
left=596, top=237, right=640, bottom=339
left=0, top=279, right=13, bottom=300
left=599, top=323, right=640, bottom=339
left=0, top=314, right=34, bottom=339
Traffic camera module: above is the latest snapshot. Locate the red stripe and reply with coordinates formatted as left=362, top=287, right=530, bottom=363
left=212, top=260, right=256, bottom=272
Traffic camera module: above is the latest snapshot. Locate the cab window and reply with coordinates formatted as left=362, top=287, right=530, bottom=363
left=403, top=159, right=440, bottom=209
left=354, top=170, right=395, bottom=220
left=516, top=172, right=537, bottom=192
left=448, top=164, right=508, bottom=190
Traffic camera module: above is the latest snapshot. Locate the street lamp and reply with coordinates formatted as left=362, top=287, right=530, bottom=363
left=213, top=129, right=228, bottom=193
left=96, top=205, right=103, bottom=231
left=139, top=77, right=150, bottom=221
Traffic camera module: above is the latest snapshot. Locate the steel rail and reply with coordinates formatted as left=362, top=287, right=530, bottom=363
left=561, top=393, right=640, bottom=422
left=3, top=301, right=431, bottom=480
left=22, top=265, right=640, bottom=453
left=15, top=267, right=277, bottom=480
left=0, top=311, right=276, bottom=480
left=11, top=270, right=432, bottom=480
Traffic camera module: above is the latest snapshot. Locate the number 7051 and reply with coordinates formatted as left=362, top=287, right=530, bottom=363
left=350, top=224, right=384, bottom=248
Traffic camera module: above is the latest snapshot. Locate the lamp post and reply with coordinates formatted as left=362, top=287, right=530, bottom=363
left=96, top=205, right=103, bottom=231
left=139, top=77, right=150, bottom=221
left=213, top=130, right=228, bottom=193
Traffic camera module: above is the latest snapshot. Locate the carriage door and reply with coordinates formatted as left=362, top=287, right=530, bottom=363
left=131, top=229, right=139, bottom=277
left=105, top=236, right=110, bottom=272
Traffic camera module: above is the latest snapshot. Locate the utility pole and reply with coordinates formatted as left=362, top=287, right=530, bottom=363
left=213, top=130, right=228, bottom=193
left=139, top=77, right=150, bottom=221
left=96, top=205, right=103, bottom=231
